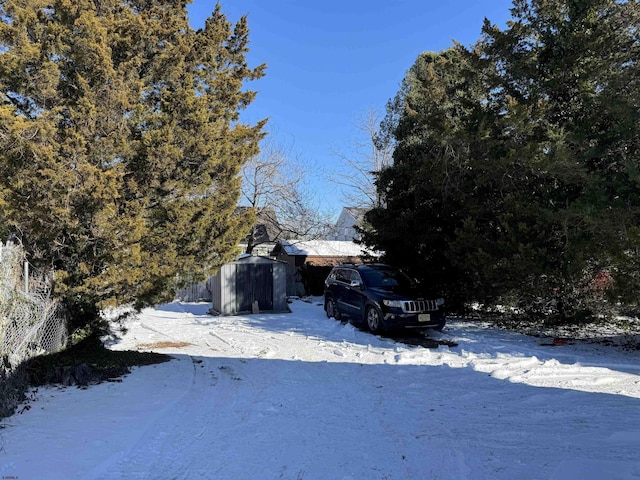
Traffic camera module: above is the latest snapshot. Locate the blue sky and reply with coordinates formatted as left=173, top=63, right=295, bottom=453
left=187, top=1, right=515, bottom=217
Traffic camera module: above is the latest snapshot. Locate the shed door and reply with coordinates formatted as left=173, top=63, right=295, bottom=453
left=253, top=264, right=273, bottom=311
left=235, top=264, right=253, bottom=313
left=235, top=264, right=273, bottom=312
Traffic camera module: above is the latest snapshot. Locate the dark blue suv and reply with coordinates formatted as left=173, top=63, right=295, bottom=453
left=324, top=263, right=445, bottom=333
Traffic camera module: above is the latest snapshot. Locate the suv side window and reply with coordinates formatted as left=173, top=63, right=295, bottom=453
left=334, top=268, right=350, bottom=284
left=329, top=267, right=362, bottom=286
left=349, top=270, right=362, bottom=285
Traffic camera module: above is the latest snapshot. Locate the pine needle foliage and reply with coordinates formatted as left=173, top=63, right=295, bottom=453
left=365, top=0, right=640, bottom=321
left=0, top=1, right=265, bottom=333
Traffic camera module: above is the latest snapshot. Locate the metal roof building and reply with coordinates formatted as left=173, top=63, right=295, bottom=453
left=210, top=255, right=288, bottom=315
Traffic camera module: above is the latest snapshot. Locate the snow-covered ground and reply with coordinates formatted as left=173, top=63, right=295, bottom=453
left=1, top=298, right=639, bottom=480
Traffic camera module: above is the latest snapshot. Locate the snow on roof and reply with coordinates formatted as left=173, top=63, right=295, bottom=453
left=232, top=254, right=285, bottom=264
left=279, top=240, right=373, bottom=257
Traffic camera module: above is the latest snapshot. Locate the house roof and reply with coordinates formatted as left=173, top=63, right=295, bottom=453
left=277, top=240, right=374, bottom=257
left=235, top=207, right=281, bottom=243
left=344, top=207, right=367, bottom=221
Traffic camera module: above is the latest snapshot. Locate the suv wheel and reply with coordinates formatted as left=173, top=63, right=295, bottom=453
left=366, top=305, right=384, bottom=334
left=325, top=297, right=340, bottom=320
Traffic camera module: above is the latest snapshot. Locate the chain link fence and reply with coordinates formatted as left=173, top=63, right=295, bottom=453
left=1, top=241, right=66, bottom=416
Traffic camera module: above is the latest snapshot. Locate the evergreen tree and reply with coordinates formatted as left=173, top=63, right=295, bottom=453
left=0, top=1, right=265, bottom=333
left=365, top=48, right=494, bottom=309
left=365, top=0, right=640, bottom=320
left=481, top=0, right=640, bottom=318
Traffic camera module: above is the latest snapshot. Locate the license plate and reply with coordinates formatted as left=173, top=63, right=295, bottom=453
left=418, top=314, right=431, bottom=322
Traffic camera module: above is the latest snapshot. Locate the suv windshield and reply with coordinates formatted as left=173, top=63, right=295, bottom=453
left=360, top=267, right=415, bottom=289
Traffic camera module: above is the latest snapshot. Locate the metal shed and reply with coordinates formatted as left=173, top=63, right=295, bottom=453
left=210, top=256, right=288, bottom=315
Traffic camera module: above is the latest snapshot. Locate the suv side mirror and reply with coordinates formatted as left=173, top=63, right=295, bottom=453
left=350, top=279, right=362, bottom=288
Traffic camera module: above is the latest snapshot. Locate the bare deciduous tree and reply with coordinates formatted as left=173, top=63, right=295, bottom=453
left=241, top=136, right=332, bottom=254
left=328, top=109, right=394, bottom=210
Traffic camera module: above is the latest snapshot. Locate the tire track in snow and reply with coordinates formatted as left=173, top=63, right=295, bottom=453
left=82, top=356, right=199, bottom=480
left=87, top=355, right=248, bottom=480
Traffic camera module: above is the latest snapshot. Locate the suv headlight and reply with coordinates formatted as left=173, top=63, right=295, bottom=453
left=382, top=300, right=403, bottom=308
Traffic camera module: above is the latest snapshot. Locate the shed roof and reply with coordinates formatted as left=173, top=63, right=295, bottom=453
left=277, top=240, right=374, bottom=257
left=233, top=254, right=285, bottom=264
